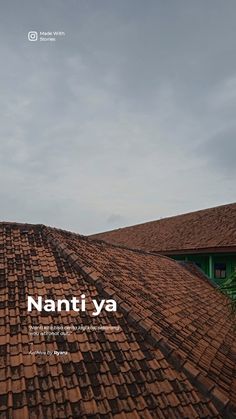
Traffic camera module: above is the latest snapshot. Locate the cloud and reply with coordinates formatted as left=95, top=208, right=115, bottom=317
left=198, top=129, right=236, bottom=176
left=107, top=214, right=124, bottom=225
left=0, top=0, right=235, bottom=234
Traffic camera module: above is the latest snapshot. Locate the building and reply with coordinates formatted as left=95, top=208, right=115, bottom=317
left=0, top=222, right=236, bottom=417
left=91, top=203, right=236, bottom=285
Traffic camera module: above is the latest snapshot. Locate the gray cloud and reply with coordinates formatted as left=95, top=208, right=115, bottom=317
left=198, top=129, right=236, bottom=176
left=107, top=214, right=125, bottom=226
left=0, top=0, right=235, bottom=234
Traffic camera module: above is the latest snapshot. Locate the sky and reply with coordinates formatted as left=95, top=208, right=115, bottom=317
left=0, top=0, right=235, bottom=234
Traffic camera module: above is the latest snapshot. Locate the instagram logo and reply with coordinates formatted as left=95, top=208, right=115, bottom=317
left=28, top=31, right=38, bottom=41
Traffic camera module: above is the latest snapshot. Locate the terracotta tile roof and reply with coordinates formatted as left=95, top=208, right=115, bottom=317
left=90, top=203, right=236, bottom=253
left=0, top=222, right=236, bottom=418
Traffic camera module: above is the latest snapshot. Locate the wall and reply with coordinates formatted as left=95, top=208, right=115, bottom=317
left=171, top=253, right=236, bottom=284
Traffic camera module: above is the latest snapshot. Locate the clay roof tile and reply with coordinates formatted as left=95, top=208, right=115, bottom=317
left=0, top=222, right=235, bottom=418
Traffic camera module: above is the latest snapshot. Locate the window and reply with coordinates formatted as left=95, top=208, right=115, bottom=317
left=214, top=263, right=226, bottom=279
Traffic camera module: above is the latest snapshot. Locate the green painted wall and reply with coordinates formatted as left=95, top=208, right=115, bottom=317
left=171, top=253, right=236, bottom=285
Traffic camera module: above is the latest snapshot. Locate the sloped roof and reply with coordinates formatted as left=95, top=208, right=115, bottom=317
left=0, top=222, right=236, bottom=418
left=90, top=203, right=236, bottom=253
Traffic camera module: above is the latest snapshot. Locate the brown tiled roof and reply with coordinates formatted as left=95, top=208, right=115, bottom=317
left=0, top=222, right=236, bottom=418
left=90, top=203, right=236, bottom=253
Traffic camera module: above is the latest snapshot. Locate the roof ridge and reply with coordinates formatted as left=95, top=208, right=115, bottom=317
left=87, top=236, right=176, bottom=260
left=41, top=223, right=183, bottom=261
left=42, top=225, right=236, bottom=416
left=0, top=221, right=45, bottom=229
left=87, top=237, right=217, bottom=289
left=44, top=225, right=217, bottom=289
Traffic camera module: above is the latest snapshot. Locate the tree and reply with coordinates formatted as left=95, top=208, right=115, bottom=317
left=220, top=270, right=236, bottom=317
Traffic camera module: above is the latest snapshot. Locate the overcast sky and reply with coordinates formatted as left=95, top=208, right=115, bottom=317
left=0, top=0, right=235, bottom=234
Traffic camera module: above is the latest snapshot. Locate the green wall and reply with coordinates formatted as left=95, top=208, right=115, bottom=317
left=172, top=253, right=236, bottom=285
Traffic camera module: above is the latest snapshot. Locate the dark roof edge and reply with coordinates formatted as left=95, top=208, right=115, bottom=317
left=0, top=221, right=45, bottom=229
left=158, top=246, right=236, bottom=254
left=42, top=225, right=236, bottom=416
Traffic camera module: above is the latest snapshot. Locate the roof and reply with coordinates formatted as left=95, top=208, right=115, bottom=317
left=0, top=222, right=236, bottom=418
left=90, top=203, right=236, bottom=254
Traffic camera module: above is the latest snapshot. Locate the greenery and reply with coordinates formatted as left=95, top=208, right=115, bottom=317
left=220, top=270, right=236, bottom=316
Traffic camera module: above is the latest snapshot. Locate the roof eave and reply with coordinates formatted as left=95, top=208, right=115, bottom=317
left=156, top=246, right=236, bottom=255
